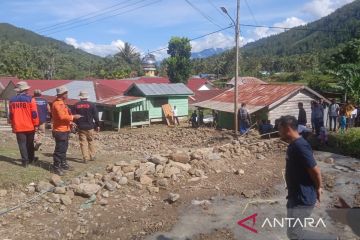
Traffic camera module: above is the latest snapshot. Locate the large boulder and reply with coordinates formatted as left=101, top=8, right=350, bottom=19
left=75, top=183, right=101, bottom=197
left=36, top=181, right=54, bottom=193
left=50, top=175, right=64, bottom=187
left=169, top=161, right=191, bottom=172
left=170, top=152, right=190, bottom=164
left=149, top=155, right=168, bottom=165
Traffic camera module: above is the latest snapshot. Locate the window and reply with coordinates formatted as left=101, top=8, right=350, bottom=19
left=153, top=97, right=168, bottom=107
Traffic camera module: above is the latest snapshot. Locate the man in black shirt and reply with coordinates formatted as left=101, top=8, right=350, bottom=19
left=298, top=102, right=307, bottom=126
left=278, top=116, right=328, bottom=239
left=73, top=91, right=100, bottom=163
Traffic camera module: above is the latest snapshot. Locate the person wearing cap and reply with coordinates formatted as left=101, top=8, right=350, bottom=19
left=51, top=86, right=81, bottom=175
left=73, top=91, right=100, bottom=163
left=9, top=81, right=39, bottom=167
left=33, top=89, right=51, bottom=151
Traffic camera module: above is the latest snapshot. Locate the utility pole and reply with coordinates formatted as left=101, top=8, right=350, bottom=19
left=221, top=0, right=241, bottom=135
left=234, top=0, right=240, bottom=135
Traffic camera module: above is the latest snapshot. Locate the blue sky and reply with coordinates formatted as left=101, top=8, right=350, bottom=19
left=0, top=0, right=355, bottom=59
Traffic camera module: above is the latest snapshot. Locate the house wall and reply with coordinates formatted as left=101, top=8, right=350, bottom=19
left=168, top=97, right=189, bottom=116
left=268, top=91, right=316, bottom=125
left=146, top=96, right=189, bottom=120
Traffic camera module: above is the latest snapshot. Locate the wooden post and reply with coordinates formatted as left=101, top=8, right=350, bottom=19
left=117, top=111, right=122, bottom=132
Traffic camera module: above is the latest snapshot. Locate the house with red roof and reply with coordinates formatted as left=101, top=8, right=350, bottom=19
left=186, top=78, right=216, bottom=92
left=194, top=83, right=329, bottom=130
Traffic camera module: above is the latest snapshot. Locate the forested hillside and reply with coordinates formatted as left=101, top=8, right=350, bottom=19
left=0, top=23, right=142, bottom=79
left=192, top=0, right=360, bottom=81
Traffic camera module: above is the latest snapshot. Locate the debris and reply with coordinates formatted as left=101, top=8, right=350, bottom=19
left=170, top=152, right=190, bottom=164
left=99, top=199, right=108, bottom=206
left=324, top=157, right=335, bottom=164
left=50, top=174, right=64, bottom=187
left=60, top=195, right=72, bottom=206
left=80, top=195, right=97, bottom=209
left=139, top=175, right=153, bottom=185
left=75, top=183, right=101, bottom=197
left=36, top=181, right=54, bottom=193
left=234, top=169, right=245, bottom=175
left=54, top=187, right=66, bottom=194
left=167, top=193, right=180, bottom=203
left=149, top=155, right=168, bottom=165
left=0, top=189, right=7, bottom=197
left=191, top=200, right=211, bottom=206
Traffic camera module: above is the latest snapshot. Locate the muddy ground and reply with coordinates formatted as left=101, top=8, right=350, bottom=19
left=0, top=124, right=359, bottom=240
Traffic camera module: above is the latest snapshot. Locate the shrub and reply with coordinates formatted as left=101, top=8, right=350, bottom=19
left=329, top=128, right=360, bottom=157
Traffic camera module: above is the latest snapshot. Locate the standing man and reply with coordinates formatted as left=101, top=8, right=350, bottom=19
left=328, top=99, right=339, bottom=132
left=52, top=87, right=81, bottom=175
left=297, top=102, right=307, bottom=127
left=9, top=81, right=39, bottom=167
left=73, top=91, right=100, bottom=163
left=278, top=116, right=324, bottom=239
left=313, top=101, right=324, bottom=135
left=172, top=106, right=180, bottom=126
left=238, top=103, right=250, bottom=134
left=33, top=89, right=51, bottom=150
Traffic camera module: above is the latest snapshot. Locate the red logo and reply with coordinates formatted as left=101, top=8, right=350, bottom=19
left=237, top=213, right=258, bottom=233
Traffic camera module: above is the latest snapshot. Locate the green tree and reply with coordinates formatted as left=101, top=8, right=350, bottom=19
left=166, top=37, right=192, bottom=83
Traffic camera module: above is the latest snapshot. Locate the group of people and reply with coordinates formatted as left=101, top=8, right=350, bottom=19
left=9, top=81, right=100, bottom=176
left=189, top=109, right=204, bottom=128
left=300, top=98, right=358, bottom=136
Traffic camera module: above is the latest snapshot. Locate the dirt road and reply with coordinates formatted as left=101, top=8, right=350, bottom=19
left=0, top=125, right=358, bottom=239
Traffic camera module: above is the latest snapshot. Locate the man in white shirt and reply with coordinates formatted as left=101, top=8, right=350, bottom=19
left=172, top=106, right=180, bottom=126
left=328, top=99, right=340, bottom=132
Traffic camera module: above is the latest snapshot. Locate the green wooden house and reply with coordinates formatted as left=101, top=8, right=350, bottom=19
left=125, top=83, right=193, bottom=121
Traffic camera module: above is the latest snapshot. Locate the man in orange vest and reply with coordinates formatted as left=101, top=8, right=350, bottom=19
left=9, top=81, right=39, bottom=167
left=52, top=87, right=81, bottom=176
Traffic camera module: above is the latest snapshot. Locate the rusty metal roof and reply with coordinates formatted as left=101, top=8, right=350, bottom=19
left=227, top=76, right=267, bottom=85
left=97, top=95, right=145, bottom=107
left=194, top=84, right=320, bottom=113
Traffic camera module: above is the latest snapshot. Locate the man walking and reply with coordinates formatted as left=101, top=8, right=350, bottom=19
left=33, top=89, right=51, bottom=150
left=328, top=99, right=339, bottom=132
left=52, top=87, right=81, bottom=175
left=9, top=81, right=39, bottom=167
left=278, top=116, right=326, bottom=239
left=73, top=91, right=100, bottom=163
left=297, top=102, right=307, bottom=126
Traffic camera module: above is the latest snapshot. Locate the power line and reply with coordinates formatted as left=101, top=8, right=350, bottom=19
left=36, top=0, right=131, bottom=32
left=148, top=25, right=235, bottom=54
left=40, top=0, right=149, bottom=34
left=243, top=0, right=259, bottom=26
left=184, top=0, right=223, bottom=29
left=240, top=23, right=360, bottom=34
left=44, top=0, right=161, bottom=36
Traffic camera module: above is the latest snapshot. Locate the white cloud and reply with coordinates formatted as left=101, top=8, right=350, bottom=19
left=191, top=32, right=252, bottom=52
left=65, top=37, right=126, bottom=57
left=253, top=17, right=307, bottom=39
left=303, top=0, right=355, bottom=18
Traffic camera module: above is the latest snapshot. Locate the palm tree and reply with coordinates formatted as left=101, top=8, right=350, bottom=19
left=116, top=42, right=140, bottom=65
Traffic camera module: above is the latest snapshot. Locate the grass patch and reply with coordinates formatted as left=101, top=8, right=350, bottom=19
left=310, top=128, right=360, bottom=158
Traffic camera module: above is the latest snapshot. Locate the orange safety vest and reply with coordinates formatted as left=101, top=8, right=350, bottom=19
left=9, top=93, right=39, bottom=133
left=52, top=98, right=73, bottom=132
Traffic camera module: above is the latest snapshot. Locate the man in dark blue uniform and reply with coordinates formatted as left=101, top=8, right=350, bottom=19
left=33, top=89, right=50, bottom=151
left=278, top=115, right=328, bottom=239
left=73, top=91, right=100, bottom=163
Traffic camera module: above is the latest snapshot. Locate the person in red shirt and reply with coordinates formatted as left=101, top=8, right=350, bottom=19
left=9, top=81, right=39, bottom=167
left=51, top=87, right=81, bottom=176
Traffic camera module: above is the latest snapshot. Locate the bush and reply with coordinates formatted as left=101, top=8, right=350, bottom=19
left=328, top=128, right=360, bottom=157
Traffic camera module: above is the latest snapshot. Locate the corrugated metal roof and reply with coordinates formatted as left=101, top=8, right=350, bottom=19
left=189, top=89, right=226, bottom=105
left=186, top=78, right=213, bottom=91
left=42, top=81, right=96, bottom=101
left=195, top=100, right=265, bottom=113
left=97, top=96, right=145, bottom=107
left=227, top=76, right=267, bottom=85
left=194, top=84, right=307, bottom=113
left=127, top=83, right=193, bottom=96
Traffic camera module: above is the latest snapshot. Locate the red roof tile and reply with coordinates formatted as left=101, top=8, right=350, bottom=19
left=227, top=77, right=267, bottom=85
